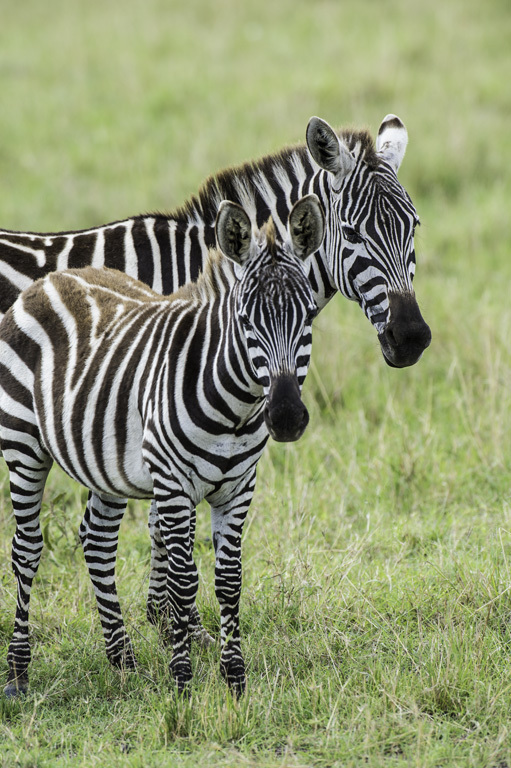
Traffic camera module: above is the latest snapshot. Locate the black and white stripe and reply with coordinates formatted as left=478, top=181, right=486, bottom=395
left=0, top=113, right=431, bottom=660
left=0, top=115, right=429, bottom=355
left=0, top=195, right=325, bottom=697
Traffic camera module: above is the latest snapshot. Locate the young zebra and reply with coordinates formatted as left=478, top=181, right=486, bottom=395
left=0, top=194, right=325, bottom=698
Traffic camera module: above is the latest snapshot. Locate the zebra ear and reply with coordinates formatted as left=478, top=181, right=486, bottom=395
left=215, top=201, right=253, bottom=266
left=376, top=114, right=408, bottom=172
left=306, top=116, right=355, bottom=178
left=288, top=194, right=325, bottom=261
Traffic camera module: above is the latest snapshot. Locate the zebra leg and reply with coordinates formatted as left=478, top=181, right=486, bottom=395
left=152, top=481, right=198, bottom=694
left=186, top=508, right=215, bottom=646
left=210, top=472, right=256, bottom=698
left=78, top=492, right=136, bottom=669
left=4, top=456, right=51, bottom=698
left=147, top=499, right=214, bottom=647
left=146, top=499, right=171, bottom=632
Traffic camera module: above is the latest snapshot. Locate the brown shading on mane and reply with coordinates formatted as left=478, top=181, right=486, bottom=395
left=259, top=217, right=278, bottom=262
left=176, top=216, right=279, bottom=301
left=172, top=248, right=233, bottom=305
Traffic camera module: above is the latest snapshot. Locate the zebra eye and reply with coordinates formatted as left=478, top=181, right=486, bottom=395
left=240, top=315, right=251, bottom=330
left=306, top=306, right=318, bottom=323
left=342, top=226, right=364, bottom=245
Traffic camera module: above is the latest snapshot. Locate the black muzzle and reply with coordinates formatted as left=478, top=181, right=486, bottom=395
left=263, top=374, right=309, bottom=442
left=378, top=292, right=431, bottom=368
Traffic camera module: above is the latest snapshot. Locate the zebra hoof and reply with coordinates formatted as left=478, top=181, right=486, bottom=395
left=228, top=674, right=246, bottom=699
left=4, top=681, right=27, bottom=698
left=169, top=660, right=192, bottom=695
left=175, top=676, right=192, bottom=698
left=108, top=646, right=137, bottom=671
left=120, top=654, right=137, bottom=671
left=220, top=662, right=246, bottom=698
left=171, top=671, right=192, bottom=698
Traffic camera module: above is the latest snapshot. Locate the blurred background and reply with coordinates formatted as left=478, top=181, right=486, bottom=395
left=1, top=0, right=507, bottom=227
left=1, top=0, right=511, bottom=758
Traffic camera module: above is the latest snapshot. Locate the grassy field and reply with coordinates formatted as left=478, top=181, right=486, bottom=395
left=1, top=0, right=511, bottom=765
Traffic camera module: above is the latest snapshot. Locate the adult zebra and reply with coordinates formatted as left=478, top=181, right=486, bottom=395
left=0, top=114, right=431, bottom=645
left=0, top=194, right=325, bottom=698
left=0, top=114, right=430, bottom=363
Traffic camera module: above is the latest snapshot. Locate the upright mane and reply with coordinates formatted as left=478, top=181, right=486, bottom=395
left=168, top=127, right=379, bottom=227
left=172, top=248, right=235, bottom=305
left=172, top=216, right=279, bottom=305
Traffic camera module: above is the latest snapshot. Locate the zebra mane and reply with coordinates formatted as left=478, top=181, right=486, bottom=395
left=173, top=218, right=278, bottom=305
left=169, top=127, right=378, bottom=226
left=173, top=248, right=234, bottom=305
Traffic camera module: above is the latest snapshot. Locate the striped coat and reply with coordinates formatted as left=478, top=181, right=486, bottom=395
left=0, top=195, right=325, bottom=697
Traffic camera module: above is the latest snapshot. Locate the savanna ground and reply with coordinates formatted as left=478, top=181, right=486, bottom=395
left=1, top=0, right=511, bottom=765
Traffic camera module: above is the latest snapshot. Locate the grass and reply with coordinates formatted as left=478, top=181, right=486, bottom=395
left=1, top=0, right=511, bottom=765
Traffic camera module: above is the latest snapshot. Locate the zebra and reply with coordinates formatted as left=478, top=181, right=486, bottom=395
left=0, top=194, right=325, bottom=698
left=0, top=114, right=431, bottom=362
left=0, top=113, right=431, bottom=645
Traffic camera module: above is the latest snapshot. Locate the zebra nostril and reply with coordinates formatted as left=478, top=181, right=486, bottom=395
left=386, top=325, right=397, bottom=346
left=419, top=323, right=432, bottom=349
left=388, top=322, right=431, bottom=350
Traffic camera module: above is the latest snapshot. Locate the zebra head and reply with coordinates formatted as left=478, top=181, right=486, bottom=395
left=215, top=194, right=324, bottom=442
left=306, top=115, right=431, bottom=368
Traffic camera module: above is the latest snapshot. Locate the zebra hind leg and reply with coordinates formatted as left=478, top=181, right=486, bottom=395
left=4, top=456, right=51, bottom=698
left=79, top=492, right=136, bottom=670
left=147, top=499, right=215, bottom=648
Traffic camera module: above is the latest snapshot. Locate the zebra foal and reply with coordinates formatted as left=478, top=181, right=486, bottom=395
left=0, top=194, right=325, bottom=698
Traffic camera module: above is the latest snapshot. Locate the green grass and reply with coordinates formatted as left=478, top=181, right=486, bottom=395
left=1, top=0, right=511, bottom=765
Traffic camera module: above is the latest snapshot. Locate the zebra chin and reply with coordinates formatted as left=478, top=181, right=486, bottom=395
left=379, top=346, right=425, bottom=369
left=377, top=291, right=432, bottom=369
left=263, top=373, right=310, bottom=443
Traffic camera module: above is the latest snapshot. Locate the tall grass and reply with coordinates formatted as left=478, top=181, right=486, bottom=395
left=1, top=0, right=511, bottom=765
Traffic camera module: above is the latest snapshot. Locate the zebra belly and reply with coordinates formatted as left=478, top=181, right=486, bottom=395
left=34, top=393, right=154, bottom=500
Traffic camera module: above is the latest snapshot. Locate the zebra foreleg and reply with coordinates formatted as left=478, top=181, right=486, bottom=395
left=147, top=499, right=214, bottom=647
left=152, top=481, right=198, bottom=694
left=4, top=457, right=51, bottom=698
left=79, top=492, right=136, bottom=670
left=210, top=474, right=255, bottom=698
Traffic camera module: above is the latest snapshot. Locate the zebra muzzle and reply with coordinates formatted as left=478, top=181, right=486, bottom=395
left=378, top=291, right=432, bottom=368
left=264, top=374, right=309, bottom=443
